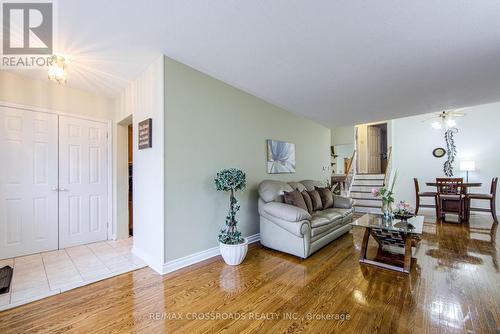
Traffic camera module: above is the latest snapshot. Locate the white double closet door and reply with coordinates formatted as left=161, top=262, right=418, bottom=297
left=0, top=106, right=108, bottom=259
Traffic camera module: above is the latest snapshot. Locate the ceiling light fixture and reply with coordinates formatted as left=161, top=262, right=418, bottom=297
left=48, top=55, right=67, bottom=84
left=424, top=110, right=466, bottom=130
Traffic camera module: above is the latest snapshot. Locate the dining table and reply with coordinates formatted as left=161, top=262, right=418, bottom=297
left=425, top=182, right=482, bottom=188
left=425, top=181, right=482, bottom=222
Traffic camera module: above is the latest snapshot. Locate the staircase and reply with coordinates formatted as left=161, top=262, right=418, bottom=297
left=350, top=173, right=385, bottom=214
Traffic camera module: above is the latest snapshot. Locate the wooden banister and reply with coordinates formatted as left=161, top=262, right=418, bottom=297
left=344, top=150, right=356, bottom=178
left=383, top=146, right=392, bottom=186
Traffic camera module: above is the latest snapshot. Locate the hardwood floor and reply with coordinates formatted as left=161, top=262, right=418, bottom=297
left=0, top=214, right=499, bottom=333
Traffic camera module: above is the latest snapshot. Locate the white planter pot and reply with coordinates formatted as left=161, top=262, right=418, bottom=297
left=219, top=238, right=248, bottom=265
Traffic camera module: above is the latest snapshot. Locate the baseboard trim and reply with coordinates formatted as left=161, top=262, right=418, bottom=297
left=162, top=233, right=260, bottom=275
left=132, top=246, right=164, bottom=275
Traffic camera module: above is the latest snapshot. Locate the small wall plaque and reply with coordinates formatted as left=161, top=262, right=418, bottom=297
left=138, top=118, right=152, bottom=149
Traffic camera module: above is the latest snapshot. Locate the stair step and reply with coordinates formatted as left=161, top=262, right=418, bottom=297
left=354, top=206, right=382, bottom=214
left=352, top=197, right=381, bottom=201
left=353, top=198, right=382, bottom=207
left=354, top=203, right=382, bottom=208
left=351, top=185, right=379, bottom=192
left=352, top=179, right=384, bottom=186
left=355, top=174, right=385, bottom=180
left=351, top=192, right=377, bottom=199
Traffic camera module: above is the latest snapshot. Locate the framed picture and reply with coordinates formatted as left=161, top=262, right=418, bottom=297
left=138, top=118, right=152, bottom=149
left=267, top=139, right=296, bottom=173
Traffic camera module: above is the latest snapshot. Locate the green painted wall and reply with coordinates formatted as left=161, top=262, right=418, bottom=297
left=164, top=56, right=331, bottom=261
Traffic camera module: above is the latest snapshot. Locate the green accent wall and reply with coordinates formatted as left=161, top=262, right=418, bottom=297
left=164, top=56, right=331, bottom=261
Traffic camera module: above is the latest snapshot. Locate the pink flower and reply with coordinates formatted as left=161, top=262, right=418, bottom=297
left=371, top=188, right=380, bottom=197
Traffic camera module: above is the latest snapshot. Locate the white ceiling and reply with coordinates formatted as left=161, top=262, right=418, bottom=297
left=10, top=0, right=500, bottom=126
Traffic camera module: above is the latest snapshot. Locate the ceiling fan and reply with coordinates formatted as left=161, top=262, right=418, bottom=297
left=422, top=109, right=467, bottom=129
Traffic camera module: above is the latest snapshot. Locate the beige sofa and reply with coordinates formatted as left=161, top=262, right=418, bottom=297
left=258, top=180, right=354, bottom=259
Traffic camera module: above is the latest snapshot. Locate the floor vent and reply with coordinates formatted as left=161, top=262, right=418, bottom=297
left=0, top=266, right=13, bottom=294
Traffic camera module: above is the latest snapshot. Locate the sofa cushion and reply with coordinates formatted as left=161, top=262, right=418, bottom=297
left=283, top=190, right=308, bottom=212
left=333, top=195, right=354, bottom=209
left=258, top=180, right=293, bottom=203
left=311, top=219, right=344, bottom=237
left=326, top=207, right=354, bottom=218
left=310, top=210, right=343, bottom=228
left=307, top=190, right=323, bottom=211
left=316, top=187, right=334, bottom=209
left=288, top=182, right=307, bottom=192
left=300, top=180, right=327, bottom=191
left=261, top=202, right=311, bottom=222
left=301, top=191, right=313, bottom=213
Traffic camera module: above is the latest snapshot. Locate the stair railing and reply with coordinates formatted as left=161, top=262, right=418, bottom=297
left=383, top=146, right=393, bottom=186
left=344, top=150, right=356, bottom=196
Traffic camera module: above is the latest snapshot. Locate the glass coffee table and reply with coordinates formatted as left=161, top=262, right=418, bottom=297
left=350, top=214, right=424, bottom=274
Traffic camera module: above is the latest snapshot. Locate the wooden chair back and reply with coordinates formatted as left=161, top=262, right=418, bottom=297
left=490, top=177, right=498, bottom=197
left=413, top=178, right=420, bottom=194
left=436, top=178, right=464, bottom=195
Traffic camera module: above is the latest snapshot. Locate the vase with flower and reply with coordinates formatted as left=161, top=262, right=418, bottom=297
left=371, top=171, right=398, bottom=220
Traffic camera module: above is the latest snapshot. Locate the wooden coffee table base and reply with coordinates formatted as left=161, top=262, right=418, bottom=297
left=359, top=228, right=414, bottom=274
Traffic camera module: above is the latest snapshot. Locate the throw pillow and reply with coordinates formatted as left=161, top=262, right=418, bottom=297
left=301, top=191, right=313, bottom=213
left=316, top=187, right=334, bottom=209
left=283, top=190, right=308, bottom=212
left=307, top=189, right=323, bottom=211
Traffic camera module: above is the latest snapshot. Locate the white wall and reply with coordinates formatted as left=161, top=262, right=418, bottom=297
left=164, top=56, right=331, bottom=262
left=116, top=56, right=165, bottom=273
left=334, top=144, right=354, bottom=174
left=331, top=126, right=355, bottom=146
left=0, top=71, right=115, bottom=119
left=391, top=102, right=500, bottom=212
left=356, top=124, right=368, bottom=173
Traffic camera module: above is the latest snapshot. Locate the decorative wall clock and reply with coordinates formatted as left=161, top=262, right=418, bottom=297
left=432, top=147, right=446, bottom=158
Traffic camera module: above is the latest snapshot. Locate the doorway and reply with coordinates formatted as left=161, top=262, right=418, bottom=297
left=356, top=122, right=388, bottom=174
left=128, top=125, right=133, bottom=236
left=115, top=115, right=133, bottom=240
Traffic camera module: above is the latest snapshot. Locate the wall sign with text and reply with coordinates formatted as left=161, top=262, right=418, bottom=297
left=138, top=118, right=152, bottom=149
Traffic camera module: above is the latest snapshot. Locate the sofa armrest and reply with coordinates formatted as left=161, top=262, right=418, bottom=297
left=262, top=202, right=311, bottom=222
left=333, top=195, right=354, bottom=209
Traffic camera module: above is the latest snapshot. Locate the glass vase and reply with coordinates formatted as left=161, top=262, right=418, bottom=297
left=382, top=201, right=393, bottom=220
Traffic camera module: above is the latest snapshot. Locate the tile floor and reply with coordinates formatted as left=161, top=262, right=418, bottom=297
left=0, top=237, right=146, bottom=311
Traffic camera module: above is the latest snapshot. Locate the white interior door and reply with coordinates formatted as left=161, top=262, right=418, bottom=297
left=59, top=116, right=108, bottom=248
left=367, top=126, right=382, bottom=173
left=0, top=107, right=58, bottom=259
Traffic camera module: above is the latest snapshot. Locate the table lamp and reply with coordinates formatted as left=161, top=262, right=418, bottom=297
left=460, top=160, right=475, bottom=182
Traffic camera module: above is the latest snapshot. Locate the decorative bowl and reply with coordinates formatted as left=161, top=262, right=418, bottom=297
left=394, top=212, right=414, bottom=221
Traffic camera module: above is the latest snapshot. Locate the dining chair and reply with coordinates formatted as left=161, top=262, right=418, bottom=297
left=436, top=178, right=466, bottom=223
left=469, top=177, right=498, bottom=224
left=414, top=178, right=437, bottom=215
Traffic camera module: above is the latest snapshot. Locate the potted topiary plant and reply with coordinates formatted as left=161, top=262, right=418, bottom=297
left=214, top=168, right=248, bottom=265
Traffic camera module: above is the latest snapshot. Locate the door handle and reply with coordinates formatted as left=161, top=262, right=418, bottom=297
left=52, top=187, right=59, bottom=191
